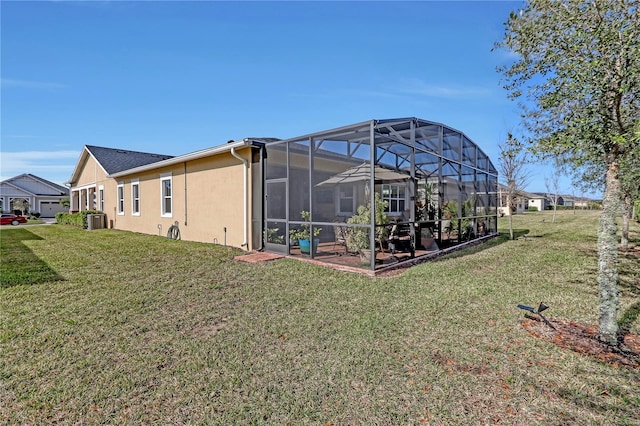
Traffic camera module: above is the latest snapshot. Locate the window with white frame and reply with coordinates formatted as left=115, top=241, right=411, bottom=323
left=337, top=185, right=355, bottom=215
left=160, top=174, right=172, bottom=217
left=381, top=184, right=406, bottom=215
left=99, top=186, right=104, bottom=212
left=117, top=183, right=125, bottom=215
left=131, top=180, right=140, bottom=215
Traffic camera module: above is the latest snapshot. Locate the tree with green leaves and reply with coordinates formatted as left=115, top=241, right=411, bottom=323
left=498, top=133, right=532, bottom=240
left=12, top=198, right=29, bottom=216
left=497, top=0, right=640, bottom=345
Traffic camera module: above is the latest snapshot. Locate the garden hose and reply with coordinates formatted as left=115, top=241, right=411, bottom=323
left=167, top=222, right=181, bottom=240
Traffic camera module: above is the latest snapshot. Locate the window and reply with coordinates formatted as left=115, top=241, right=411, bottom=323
left=381, top=184, right=406, bottom=215
left=131, top=180, right=140, bottom=215
left=337, top=185, right=355, bottom=215
left=160, top=174, right=172, bottom=217
left=117, top=183, right=124, bottom=215
left=99, top=186, right=104, bottom=212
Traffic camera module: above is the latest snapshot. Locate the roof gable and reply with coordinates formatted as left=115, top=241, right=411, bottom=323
left=24, top=173, right=68, bottom=194
left=0, top=181, right=36, bottom=197
left=1, top=174, right=68, bottom=196
left=85, top=145, right=174, bottom=175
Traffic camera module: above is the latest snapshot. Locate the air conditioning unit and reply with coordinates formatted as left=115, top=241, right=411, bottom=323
left=87, top=214, right=105, bottom=230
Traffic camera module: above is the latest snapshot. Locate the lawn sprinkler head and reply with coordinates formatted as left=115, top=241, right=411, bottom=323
left=517, top=302, right=556, bottom=330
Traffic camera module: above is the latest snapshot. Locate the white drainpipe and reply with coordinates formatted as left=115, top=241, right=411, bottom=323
left=230, top=146, right=248, bottom=248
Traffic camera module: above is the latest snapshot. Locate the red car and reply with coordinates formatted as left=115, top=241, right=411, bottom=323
left=0, top=214, right=28, bottom=225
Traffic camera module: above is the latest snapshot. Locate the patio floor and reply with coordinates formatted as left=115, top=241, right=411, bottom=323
left=235, top=235, right=496, bottom=276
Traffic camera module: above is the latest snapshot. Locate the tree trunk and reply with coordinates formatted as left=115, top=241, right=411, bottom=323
left=508, top=211, right=514, bottom=240
left=552, top=200, right=557, bottom=223
left=597, top=162, right=621, bottom=345
left=620, top=194, right=631, bottom=249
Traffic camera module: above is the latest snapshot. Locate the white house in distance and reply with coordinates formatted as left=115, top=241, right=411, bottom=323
left=527, top=193, right=548, bottom=212
left=497, top=184, right=548, bottom=215
left=0, top=174, right=70, bottom=217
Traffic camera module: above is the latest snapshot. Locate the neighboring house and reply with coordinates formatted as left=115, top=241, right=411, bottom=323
left=0, top=174, right=69, bottom=217
left=561, top=195, right=574, bottom=207
left=527, top=193, right=548, bottom=212
left=68, top=118, right=499, bottom=271
left=549, top=195, right=565, bottom=207
left=497, top=183, right=530, bottom=216
left=555, top=195, right=592, bottom=209
left=572, top=196, right=592, bottom=208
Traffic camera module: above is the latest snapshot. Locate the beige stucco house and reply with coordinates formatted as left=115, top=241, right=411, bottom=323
left=68, top=140, right=266, bottom=251
left=67, top=118, right=499, bottom=271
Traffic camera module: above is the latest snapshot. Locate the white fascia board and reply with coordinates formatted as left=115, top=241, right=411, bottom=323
left=66, top=147, right=108, bottom=185
left=71, top=183, right=97, bottom=191
left=108, top=140, right=252, bottom=178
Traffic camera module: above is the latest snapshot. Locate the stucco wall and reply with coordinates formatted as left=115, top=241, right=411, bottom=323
left=75, top=156, right=109, bottom=187
left=106, top=149, right=253, bottom=250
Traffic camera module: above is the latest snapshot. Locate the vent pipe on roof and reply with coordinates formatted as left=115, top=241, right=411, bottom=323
left=230, top=146, right=248, bottom=248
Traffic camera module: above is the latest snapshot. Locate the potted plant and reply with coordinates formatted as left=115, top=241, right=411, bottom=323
left=346, top=193, right=389, bottom=263
left=289, top=210, right=322, bottom=255
left=415, top=182, right=436, bottom=222
left=265, top=226, right=285, bottom=244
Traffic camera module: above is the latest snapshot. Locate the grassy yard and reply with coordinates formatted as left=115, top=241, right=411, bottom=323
left=1, top=211, right=639, bottom=425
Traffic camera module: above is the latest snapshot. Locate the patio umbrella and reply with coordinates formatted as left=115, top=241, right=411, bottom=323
left=316, top=163, right=410, bottom=186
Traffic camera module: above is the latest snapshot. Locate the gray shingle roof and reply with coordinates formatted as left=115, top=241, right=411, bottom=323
left=86, top=145, right=174, bottom=175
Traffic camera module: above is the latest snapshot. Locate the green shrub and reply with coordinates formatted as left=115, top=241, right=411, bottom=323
left=56, top=212, right=82, bottom=227
left=634, top=200, right=640, bottom=223
left=528, top=206, right=538, bottom=212
left=55, top=210, right=104, bottom=229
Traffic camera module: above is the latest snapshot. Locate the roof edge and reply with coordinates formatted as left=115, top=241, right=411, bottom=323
left=108, top=139, right=261, bottom=178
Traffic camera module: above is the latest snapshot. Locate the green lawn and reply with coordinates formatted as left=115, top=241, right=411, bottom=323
left=1, top=211, right=639, bottom=425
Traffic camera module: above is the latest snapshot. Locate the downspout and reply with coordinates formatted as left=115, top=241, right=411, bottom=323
left=184, top=162, right=188, bottom=226
left=230, top=146, right=248, bottom=248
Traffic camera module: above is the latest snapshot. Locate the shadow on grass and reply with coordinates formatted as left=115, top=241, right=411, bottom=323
left=575, top=235, right=640, bottom=334
left=510, top=228, right=532, bottom=239
left=619, top=301, right=640, bottom=335
left=556, top=379, right=640, bottom=421
left=0, top=228, right=64, bottom=288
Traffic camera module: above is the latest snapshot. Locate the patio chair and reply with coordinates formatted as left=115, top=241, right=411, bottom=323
left=387, top=222, right=411, bottom=254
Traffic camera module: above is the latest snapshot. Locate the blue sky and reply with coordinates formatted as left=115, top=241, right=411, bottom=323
left=0, top=1, right=599, bottom=197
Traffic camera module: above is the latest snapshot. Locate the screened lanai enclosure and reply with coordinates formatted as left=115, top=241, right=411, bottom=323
left=263, top=118, right=498, bottom=271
